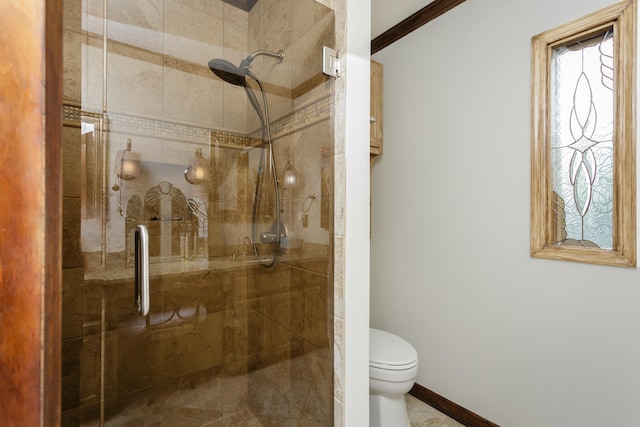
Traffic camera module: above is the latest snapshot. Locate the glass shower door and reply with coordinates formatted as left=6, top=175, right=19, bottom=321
left=61, top=0, right=336, bottom=425
left=63, top=110, right=221, bottom=426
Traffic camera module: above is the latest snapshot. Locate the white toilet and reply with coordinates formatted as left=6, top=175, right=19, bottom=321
left=369, top=328, right=419, bottom=427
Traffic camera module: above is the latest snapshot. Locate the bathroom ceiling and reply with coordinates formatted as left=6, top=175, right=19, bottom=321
left=371, top=0, right=435, bottom=39
left=224, top=0, right=436, bottom=36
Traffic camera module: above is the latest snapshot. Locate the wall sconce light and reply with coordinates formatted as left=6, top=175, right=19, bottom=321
left=114, top=139, right=140, bottom=181
left=184, top=148, right=208, bottom=185
left=112, top=139, right=140, bottom=215
left=282, top=160, right=298, bottom=189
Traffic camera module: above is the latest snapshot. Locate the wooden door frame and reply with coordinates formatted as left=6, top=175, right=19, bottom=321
left=0, top=0, right=62, bottom=425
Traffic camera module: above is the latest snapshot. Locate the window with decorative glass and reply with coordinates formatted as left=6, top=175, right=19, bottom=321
left=531, top=0, right=636, bottom=267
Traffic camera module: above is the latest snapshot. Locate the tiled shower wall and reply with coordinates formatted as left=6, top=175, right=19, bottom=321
left=61, top=0, right=343, bottom=425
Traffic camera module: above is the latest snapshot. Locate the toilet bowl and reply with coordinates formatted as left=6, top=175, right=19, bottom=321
left=369, top=328, right=418, bottom=427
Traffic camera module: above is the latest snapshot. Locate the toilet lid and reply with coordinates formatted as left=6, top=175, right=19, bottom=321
left=369, top=328, right=418, bottom=370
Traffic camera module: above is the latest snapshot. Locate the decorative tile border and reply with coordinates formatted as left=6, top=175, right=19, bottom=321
left=63, top=103, right=102, bottom=125
left=270, top=95, right=332, bottom=137
left=109, top=112, right=211, bottom=145
left=62, top=93, right=331, bottom=148
left=210, top=130, right=255, bottom=148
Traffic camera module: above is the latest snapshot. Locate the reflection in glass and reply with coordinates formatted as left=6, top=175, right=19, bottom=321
left=62, top=0, right=336, bottom=425
left=184, top=148, right=208, bottom=185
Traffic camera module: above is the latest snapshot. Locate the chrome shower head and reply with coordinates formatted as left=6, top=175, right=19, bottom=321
left=208, top=49, right=284, bottom=86
left=207, top=58, right=247, bottom=87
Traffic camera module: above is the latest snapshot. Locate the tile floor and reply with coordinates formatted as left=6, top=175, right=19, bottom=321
left=75, top=385, right=462, bottom=426
left=406, top=394, right=465, bottom=427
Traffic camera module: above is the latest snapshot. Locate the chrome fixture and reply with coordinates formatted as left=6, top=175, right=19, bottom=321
left=134, top=225, right=149, bottom=316
left=208, top=49, right=286, bottom=268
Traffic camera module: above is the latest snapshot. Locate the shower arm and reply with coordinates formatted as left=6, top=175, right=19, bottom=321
left=241, top=50, right=284, bottom=70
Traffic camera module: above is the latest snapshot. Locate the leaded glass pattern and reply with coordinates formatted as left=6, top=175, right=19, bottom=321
left=550, top=31, right=614, bottom=249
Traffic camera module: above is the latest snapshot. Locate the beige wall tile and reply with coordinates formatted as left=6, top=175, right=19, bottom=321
left=165, top=0, right=223, bottom=66
left=174, top=0, right=223, bottom=18
left=164, top=67, right=224, bottom=127
left=107, top=0, right=164, bottom=53
left=62, top=268, right=85, bottom=340
left=291, top=0, right=333, bottom=42
left=62, top=125, right=82, bottom=198
left=85, top=0, right=105, bottom=36
left=332, top=153, right=345, bottom=236
left=332, top=235, right=344, bottom=320
left=252, top=46, right=292, bottom=90
left=333, top=316, right=344, bottom=403
left=223, top=78, right=249, bottom=133
left=80, top=35, right=105, bottom=111
left=80, top=333, right=102, bottom=405
left=223, top=2, right=248, bottom=31
left=63, top=29, right=84, bottom=102
left=223, top=307, right=250, bottom=362
left=260, top=0, right=292, bottom=52
left=291, top=12, right=334, bottom=90
left=63, top=0, right=83, bottom=33
left=333, top=397, right=344, bottom=427
left=267, top=94, right=294, bottom=125
left=106, top=43, right=164, bottom=116
left=61, top=337, right=82, bottom=411
left=63, top=197, right=83, bottom=269
left=247, top=0, right=262, bottom=55
left=223, top=25, right=248, bottom=67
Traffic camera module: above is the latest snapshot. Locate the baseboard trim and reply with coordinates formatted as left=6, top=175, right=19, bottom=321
left=409, top=383, right=500, bottom=427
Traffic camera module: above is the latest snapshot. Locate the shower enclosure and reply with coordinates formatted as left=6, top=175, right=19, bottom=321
left=61, top=0, right=336, bottom=425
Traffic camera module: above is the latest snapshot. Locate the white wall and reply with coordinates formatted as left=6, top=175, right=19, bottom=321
left=370, top=0, right=434, bottom=38
left=344, top=0, right=371, bottom=424
left=371, top=0, right=640, bottom=425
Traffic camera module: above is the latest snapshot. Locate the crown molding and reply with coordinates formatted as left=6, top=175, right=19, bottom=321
left=372, top=0, right=466, bottom=54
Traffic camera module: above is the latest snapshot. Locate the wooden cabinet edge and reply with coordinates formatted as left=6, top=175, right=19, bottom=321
left=370, top=59, right=383, bottom=158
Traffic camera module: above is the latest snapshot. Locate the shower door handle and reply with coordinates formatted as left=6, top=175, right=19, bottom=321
left=134, top=224, right=150, bottom=316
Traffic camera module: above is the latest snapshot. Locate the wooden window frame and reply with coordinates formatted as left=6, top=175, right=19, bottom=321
left=531, top=0, right=637, bottom=267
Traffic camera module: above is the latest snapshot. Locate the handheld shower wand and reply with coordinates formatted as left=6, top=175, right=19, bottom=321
left=207, top=49, right=285, bottom=269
